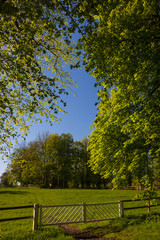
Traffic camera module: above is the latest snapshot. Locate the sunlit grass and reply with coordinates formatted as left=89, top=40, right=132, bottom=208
left=0, top=187, right=160, bottom=239
left=0, top=223, right=73, bottom=240
left=78, top=213, right=160, bottom=240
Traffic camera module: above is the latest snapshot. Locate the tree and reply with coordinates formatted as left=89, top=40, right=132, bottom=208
left=0, top=170, right=13, bottom=187
left=0, top=0, right=79, bottom=155
left=72, top=139, right=90, bottom=188
left=72, top=140, right=83, bottom=187
left=10, top=140, right=44, bottom=185
left=36, top=132, right=51, bottom=186
left=9, top=132, right=109, bottom=188
left=46, top=133, right=73, bottom=187
left=80, top=138, right=92, bottom=188
left=10, top=133, right=75, bottom=187
left=72, top=138, right=104, bottom=188
left=81, top=0, right=160, bottom=188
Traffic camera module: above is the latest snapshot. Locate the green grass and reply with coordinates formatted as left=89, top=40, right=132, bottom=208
left=0, top=224, right=73, bottom=240
left=0, top=187, right=142, bottom=206
left=80, top=213, right=160, bottom=240
left=0, top=187, right=160, bottom=239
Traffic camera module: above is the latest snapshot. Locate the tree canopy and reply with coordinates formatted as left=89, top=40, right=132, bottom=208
left=8, top=133, right=104, bottom=188
left=0, top=0, right=80, bottom=154
left=1, top=0, right=160, bottom=189
left=82, top=0, right=160, bottom=187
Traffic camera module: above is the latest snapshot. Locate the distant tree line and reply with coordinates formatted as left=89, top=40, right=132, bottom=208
left=1, top=133, right=109, bottom=188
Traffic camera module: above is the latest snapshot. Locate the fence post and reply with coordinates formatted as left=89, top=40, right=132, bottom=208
left=39, top=205, right=42, bottom=228
left=118, top=201, right=124, bottom=217
left=83, top=203, right=86, bottom=223
left=32, top=204, right=39, bottom=231
left=148, top=200, right=150, bottom=213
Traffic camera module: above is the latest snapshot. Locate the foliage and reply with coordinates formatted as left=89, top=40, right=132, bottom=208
left=81, top=0, right=160, bottom=187
left=133, top=182, right=160, bottom=206
left=2, top=0, right=160, bottom=189
left=72, top=138, right=102, bottom=188
left=10, top=140, right=45, bottom=185
left=9, top=133, right=103, bottom=188
left=0, top=170, right=13, bottom=187
left=0, top=0, right=80, bottom=155
left=46, top=133, right=74, bottom=188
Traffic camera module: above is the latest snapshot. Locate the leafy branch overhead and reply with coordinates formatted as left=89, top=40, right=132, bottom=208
left=0, top=0, right=80, bottom=153
left=1, top=0, right=160, bottom=190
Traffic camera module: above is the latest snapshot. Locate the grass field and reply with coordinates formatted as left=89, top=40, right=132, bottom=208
left=0, top=187, right=160, bottom=239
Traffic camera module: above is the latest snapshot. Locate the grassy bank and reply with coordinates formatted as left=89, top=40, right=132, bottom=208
left=79, top=213, right=160, bottom=240
left=0, top=187, right=160, bottom=239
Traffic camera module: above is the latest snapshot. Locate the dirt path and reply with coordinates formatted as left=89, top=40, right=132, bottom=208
left=60, top=225, right=117, bottom=240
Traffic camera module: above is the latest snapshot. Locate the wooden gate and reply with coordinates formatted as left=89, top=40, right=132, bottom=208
left=39, top=201, right=121, bottom=227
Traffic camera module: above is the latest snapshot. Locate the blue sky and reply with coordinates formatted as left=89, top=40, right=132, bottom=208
left=0, top=68, right=98, bottom=176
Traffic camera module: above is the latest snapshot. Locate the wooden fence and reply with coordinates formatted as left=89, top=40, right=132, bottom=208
left=122, top=197, right=160, bottom=215
left=1, top=198, right=160, bottom=231
left=0, top=204, right=38, bottom=231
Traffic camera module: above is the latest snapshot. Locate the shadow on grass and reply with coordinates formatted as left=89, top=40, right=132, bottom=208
left=84, top=213, right=160, bottom=235
left=0, top=191, right=29, bottom=195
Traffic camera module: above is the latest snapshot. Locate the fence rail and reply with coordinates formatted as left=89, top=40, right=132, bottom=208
left=0, top=205, right=33, bottom=222
left=0, top=216, right=33, bottom=222
left=1, top=197, right=160, bottom=231
left=122, top=198, right=160, bottom=213
left=122, top=197, right=160, bottom=202
left=0, top=205, right=33, bottom=211
left=124, top=204, right=160, bottom=210
left=0, top=204, right=38, bottom=231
